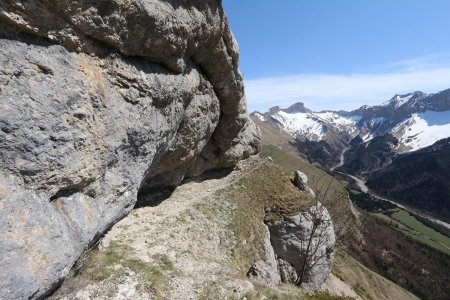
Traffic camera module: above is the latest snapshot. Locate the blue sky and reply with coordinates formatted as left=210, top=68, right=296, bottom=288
left=222, top=0, right=450, bottom=112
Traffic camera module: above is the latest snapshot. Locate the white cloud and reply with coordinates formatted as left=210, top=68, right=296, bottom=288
left=245, top=64, right=450, bottom=113
left=383, top=54, right=450, bottom=72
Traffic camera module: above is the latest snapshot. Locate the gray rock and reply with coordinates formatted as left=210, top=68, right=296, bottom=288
left=277, top=258, right=299, bottom=283
left=247, top=225, right=280, bottom=286
left=0, top=1, right=260, bottom=299
left=294, top=170, right=316, bottom=197
left=294, top=171, right=309, bottom=190
left=267, top=203, right=335, bottom=291
left=247, top=261, right=280, bottom=287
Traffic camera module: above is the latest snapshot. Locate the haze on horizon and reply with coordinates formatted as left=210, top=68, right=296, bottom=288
left=223, top=0, right=450, bottom=112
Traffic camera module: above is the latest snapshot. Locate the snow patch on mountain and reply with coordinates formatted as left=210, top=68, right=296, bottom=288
left=267, top=109, right=361, bottom=141
left=255, top=89, right=450, bottom=155
left=363, top=117, right=387, bottom=128
left=315, top=112, right=361, bottom=135
left=271, top=111, right=325, bottom=140
left=392, top=111, right=450, bottom=152
left=383, top=94, right=415, bottom=108
left=361, top=133, right=374, bottom=143
left=253, top=112, right=266, bottom=122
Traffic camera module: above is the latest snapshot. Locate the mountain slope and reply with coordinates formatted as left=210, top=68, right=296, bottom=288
left=366, top=138, right=450, bottom=222
left=251, top=88, right=450, bottom=233
left=390, top=110, right=450, bottom=152
left=251, top=103, right=358, bottom=169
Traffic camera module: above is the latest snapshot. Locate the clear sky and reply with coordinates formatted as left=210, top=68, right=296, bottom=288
left=222, top=0, right=450, bottom=112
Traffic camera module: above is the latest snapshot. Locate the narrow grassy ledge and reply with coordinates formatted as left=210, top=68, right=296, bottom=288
left=221, top=161, right=314, bottom=272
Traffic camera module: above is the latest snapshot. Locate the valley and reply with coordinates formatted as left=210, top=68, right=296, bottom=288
left=251, top=88, right=450, bottom=223
left=339, top=171, right=450, bottom=231
left=251, top=90, right=450, bottom=299
left=258, top=143, right=450, bottom=300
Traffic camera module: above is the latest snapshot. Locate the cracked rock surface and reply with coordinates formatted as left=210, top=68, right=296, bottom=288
left=0, top=1, right=260, bottom=299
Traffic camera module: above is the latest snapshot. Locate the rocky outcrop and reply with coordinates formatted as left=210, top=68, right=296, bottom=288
left=250, top=171, right=335, bottom=292
left=247, top=225, right=281, bottom=287
left=267, top=203, right=336, bottom=291
left=294, top=171, right=309, bottom=191
left=0, top=1, right=260, bottom=299
left=293, top=170, right=315, bottom=197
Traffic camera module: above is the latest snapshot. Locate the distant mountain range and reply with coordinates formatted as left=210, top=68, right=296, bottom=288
left=251, top=88, right=450, bottom=221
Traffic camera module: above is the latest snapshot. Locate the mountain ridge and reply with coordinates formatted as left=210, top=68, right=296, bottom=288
left=250, top=88, right=450, bottom=220
left=251, top=88, right=450, bottom=165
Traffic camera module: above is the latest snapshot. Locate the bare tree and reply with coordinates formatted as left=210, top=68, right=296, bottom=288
left=293, top=174, right=356, bottom=287
left=309, top=174, right=357, bottom=247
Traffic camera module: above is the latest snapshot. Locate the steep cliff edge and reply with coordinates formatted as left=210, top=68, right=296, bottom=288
left=0, top=1, right=260, bottom=299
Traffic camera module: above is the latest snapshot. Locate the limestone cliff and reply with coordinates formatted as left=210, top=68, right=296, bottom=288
left=0, top=1, right=260, bottom=299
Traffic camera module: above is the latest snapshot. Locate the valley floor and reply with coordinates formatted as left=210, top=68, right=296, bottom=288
left=339, top=172, right=450, bottom=231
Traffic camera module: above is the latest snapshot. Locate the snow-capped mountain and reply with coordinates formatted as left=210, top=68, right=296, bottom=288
left=251, top=88, right=450, bottom=171
left=391, top=111, right=450, bottom=152
left=253, top=103, right=360, bottom=142
left=383, top=94, right=417, bottom=108
left=271, top=110, right=362, bottom=140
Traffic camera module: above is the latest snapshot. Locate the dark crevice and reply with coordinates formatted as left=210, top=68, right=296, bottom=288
left=49, top=179, right=95, bottom=201
left=135, top=186, right=177, bottom=208
left=50, top=188, right=84, bottom=201
left=134, top=167, right=232, bottom=209
left=182, top=167, right=232, bottom=184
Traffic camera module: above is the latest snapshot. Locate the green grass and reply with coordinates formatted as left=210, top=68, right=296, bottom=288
left=261, top=144, right=348, bottom=202
left=390, top=210, right=450, bottom=255
left=198, top=281, right=222, bottom=300
left=332, top=250, right=418, bottom=300
left=261, top=145, right=337, bottom=192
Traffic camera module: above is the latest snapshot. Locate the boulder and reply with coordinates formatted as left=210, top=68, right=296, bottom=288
left=294, top=170, right=316, bottom=197
left=294, top=171, right=309, bottom=190
left=247, top=261, right=280, bottom=287
left=266, top=203, right=336, bottom=291
left=0, top=1, right=260, bottom=299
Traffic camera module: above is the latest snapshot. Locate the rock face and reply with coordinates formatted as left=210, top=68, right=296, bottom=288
left=0, top=1, right=260, bottom=299
left=267, top=203, right=336, bottom=291
left=251, top=172, right=335, bottom=292
left=247, top=225, right=281, bottom=286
